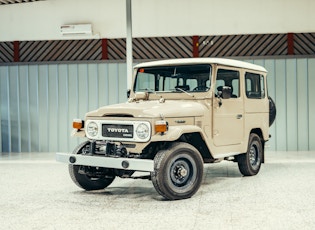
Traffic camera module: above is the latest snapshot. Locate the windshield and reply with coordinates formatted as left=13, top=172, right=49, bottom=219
left=134, top=64, right=211, bottom=93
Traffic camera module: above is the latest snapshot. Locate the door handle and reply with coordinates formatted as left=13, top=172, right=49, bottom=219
left=236, top=114, right=242, bottom=119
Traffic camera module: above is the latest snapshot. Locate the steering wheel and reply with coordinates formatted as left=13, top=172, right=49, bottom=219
left=193, top=86, right=209, bottom=91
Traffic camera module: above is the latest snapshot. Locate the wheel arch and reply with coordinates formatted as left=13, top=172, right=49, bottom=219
left=177, top=132, right=213, bottom=162
left=143, top=131, right=213, bottom=163
left=149, top=125, right=213, bottom=162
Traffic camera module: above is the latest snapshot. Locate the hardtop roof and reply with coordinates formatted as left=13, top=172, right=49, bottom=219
left=134, top=58, right=267, bottom=73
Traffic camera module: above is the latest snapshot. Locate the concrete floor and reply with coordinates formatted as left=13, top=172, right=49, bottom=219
left=0, top=151, right=315, bottom=230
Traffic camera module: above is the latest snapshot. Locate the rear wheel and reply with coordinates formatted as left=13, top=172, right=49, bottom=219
left=237, top=133, right=263, bottom=176
left=151, top=142, right=204, bottom=200
left=69, top=141, right=115, bottom=190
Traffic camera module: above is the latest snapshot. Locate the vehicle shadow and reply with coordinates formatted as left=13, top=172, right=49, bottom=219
left=202, top=163, right=243, bottom=185
left=74, top=185, right=164, bottom=201
left=72, top=163, right=244, bottom=200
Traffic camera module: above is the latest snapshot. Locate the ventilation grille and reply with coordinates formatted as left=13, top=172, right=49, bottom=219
left=1, top=33, right=314, bottom=63
left=108, top=37, right=192, bottom=60
left=0, top=42, right=13, bottom=62
left=199, top=34, right=287, bottom=57
left=20, top=40, right=102, bottom=62
left=294, top=33, right=315, bottom=55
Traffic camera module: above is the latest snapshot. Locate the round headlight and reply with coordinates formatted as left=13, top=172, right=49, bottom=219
left=136, top=123, right=149, bottom=139
left=86, top=122, right=98, bottom=137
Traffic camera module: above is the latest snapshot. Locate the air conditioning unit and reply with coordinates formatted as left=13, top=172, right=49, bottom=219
left=60, top=24, right=92, bottom=35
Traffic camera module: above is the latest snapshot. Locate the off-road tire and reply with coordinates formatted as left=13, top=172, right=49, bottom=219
left=151, top=142, right=204, bottom=200
left=237, top=133, right=263, bottom=176
left=69, top=141, right=115, bottom=191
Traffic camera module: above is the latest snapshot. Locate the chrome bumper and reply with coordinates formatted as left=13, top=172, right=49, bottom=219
left=56, top=152, right=154, bottom=172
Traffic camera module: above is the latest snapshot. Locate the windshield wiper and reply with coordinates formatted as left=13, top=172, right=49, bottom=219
left=175, top=87, right=194, bottom=97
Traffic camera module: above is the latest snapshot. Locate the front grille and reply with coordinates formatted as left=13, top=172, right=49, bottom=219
left=86, top=120, right=150, bottom=142
left=102, top=124, right=134, bottom=139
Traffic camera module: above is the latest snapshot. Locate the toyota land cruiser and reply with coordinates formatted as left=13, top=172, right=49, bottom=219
left=56, top=58, right=276, bottom=200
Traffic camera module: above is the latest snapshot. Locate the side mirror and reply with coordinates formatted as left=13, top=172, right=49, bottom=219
left=127, top=89, right=131, bottom=98
left=218, top=86, right=231, bottom=99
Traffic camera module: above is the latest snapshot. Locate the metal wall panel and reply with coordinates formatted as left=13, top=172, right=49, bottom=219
left=286, top=59, right=298, bottom=151
left=264, top=60, right=276, bottom=151
left=0, top=63, right=128, bottom=153
left=308, top=59, right=315, bottom=150
left=0, top=69, right=1, bottom=151
left=296, top=59, right=309, bottom=150
left=0, top=59, right=315, bottom=153
left=246, top=58, right=315, bottom=151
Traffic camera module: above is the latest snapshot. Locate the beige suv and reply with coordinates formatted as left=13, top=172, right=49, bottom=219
left=56, top=58, right=276, bottom=200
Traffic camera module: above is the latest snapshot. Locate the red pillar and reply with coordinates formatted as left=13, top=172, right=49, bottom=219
left=13, top=41, right=20, bottom=62
left=287, top=33, right=294, bottom=55
left=193, top=36, right=199, bottom=57
left=102, top=38, right=108, bottom=60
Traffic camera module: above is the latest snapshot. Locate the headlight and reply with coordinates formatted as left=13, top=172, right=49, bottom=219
left=86, top=121, right=98, bottom=137
left=136, top=123, right=149, bottom=139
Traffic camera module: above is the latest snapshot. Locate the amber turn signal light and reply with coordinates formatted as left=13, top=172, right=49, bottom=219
left=155, top=120, right=168, bottom=133
left=73, top=119, right=84, bottom=130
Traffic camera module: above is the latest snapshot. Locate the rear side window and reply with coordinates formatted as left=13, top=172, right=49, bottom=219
left=245, top=72, right=265, bottom=99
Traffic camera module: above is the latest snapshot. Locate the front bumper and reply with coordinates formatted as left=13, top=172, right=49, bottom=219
left=56, top=152, right=154, bottom=172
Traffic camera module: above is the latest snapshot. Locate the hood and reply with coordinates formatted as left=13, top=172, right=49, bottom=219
left=86, top=100, right=206, bottom=118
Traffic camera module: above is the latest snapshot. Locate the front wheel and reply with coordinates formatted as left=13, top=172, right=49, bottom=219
left=151, top=142, right=204, bottom=200
left=237, top=133, right=263, bottom=176
left=69, top=141, right=116, bottom=191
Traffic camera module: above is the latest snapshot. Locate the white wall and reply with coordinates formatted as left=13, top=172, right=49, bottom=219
left=1, top=0, right=315, bottom=42
left=0, top=0, right=126, bottom=41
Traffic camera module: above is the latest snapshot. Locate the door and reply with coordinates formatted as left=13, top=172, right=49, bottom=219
left=213, top=68, right=244, bottom=146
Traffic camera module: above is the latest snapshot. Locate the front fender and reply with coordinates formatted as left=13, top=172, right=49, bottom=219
left=71, top=129, right=86, bottom=138
left=150, top=125, right=205, bottom=142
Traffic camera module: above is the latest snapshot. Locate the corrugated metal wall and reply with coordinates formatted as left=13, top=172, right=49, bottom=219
left=246, top=58, right=315, bottom=151
left=1, top=58, right=315, bottom=153
left=0, top=63, right=127, bottom=153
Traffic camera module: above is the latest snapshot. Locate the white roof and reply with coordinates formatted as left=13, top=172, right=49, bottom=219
left=134, top=58, right=267, bottom=73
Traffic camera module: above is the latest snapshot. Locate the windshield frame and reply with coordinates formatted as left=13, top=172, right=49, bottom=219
left=133, top=64, right=212, bottom=96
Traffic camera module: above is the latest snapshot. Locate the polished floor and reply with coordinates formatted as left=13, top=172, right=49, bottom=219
left=0, top=151, right=314, bottom=230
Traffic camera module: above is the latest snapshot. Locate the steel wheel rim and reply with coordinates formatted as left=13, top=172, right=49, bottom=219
left=170, top=159, right=192, bottom=187
left=167, top=153, right=197, bottom=192
left=249, top=142, right=260, bottom=170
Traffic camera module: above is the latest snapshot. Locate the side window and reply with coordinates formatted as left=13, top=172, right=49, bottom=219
left=216, top=69, right=240, bottom=98
left=231, top=79, right=239, bottom=97
left=215, top=79, right=225, bottom=95
left=245, top=72, right=265, bottom=99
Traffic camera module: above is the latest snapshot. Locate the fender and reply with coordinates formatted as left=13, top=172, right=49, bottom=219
left=71, top=129, right=86, bottom=138
left=151, top=125, right=206, bottom=142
